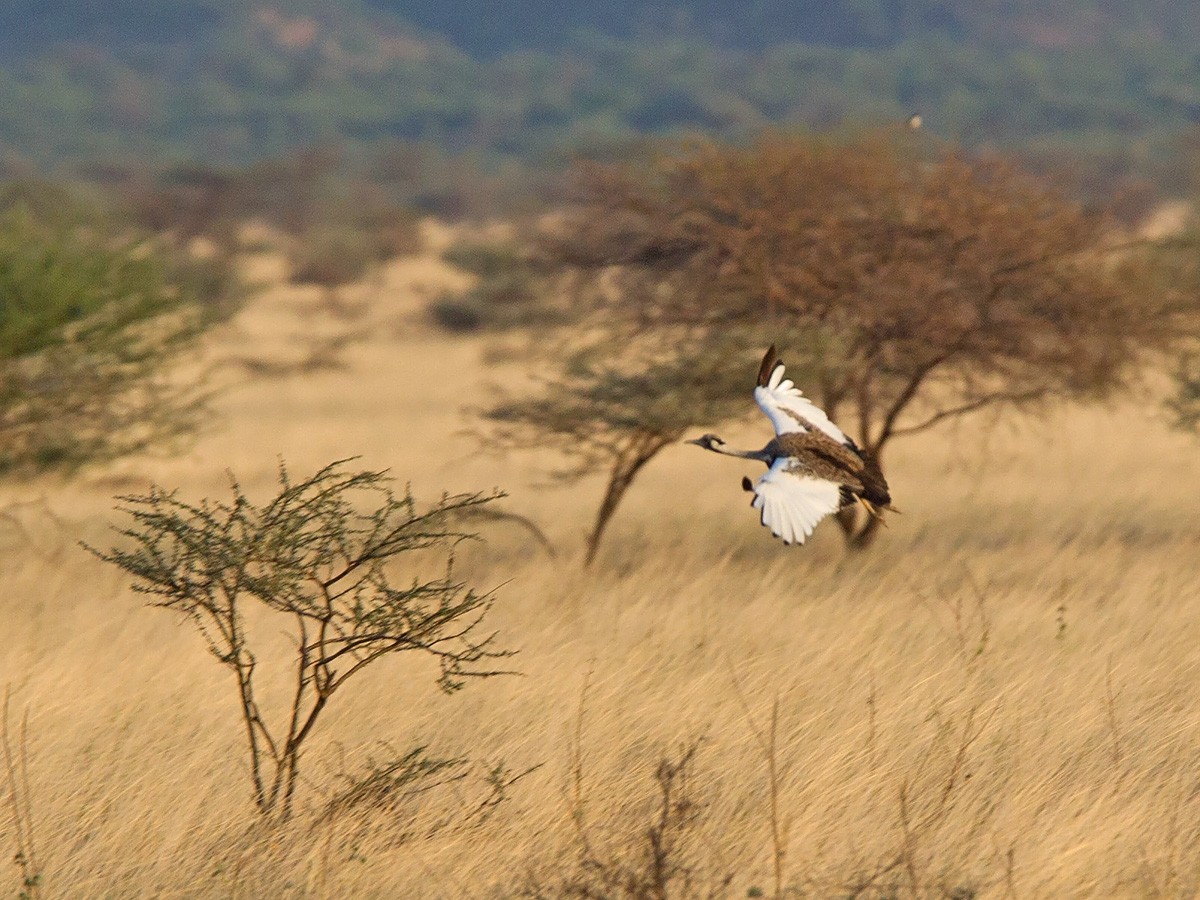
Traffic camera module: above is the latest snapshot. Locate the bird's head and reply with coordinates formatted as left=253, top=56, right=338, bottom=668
left=685, top=433, right=725, bottom=451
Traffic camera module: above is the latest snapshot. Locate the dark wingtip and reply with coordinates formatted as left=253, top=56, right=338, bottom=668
left=742, top=476, right=754, bottom=493
left=756, top=345, right=779, bottom=388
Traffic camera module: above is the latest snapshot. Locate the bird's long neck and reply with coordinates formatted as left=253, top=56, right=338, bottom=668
left=710, top=444, right=773, bottom=463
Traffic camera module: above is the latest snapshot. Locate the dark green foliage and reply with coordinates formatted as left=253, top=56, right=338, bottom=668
left=428, top=298, right=486, bottom=333
left=432, top=242, right=563, bottom=332
left=1145, top=216, right=1200, bottom=432
left=1168, top=357, right=1200, bottom=431
left=0, top=186, right=236, bottom=475
left=379, top=0, right=1200, bottom=55
left=442, top=242, right=523, bottom=280
left=91, top=459, right=513, bottom=818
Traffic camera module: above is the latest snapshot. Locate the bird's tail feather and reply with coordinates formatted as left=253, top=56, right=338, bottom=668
left=856, top=449, right=891, bottom=508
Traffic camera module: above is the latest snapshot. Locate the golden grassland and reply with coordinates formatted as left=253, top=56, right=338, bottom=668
left=3, top=229, right=1200, bottom=898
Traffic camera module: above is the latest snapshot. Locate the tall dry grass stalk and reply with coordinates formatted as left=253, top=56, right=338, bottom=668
left=2, top=689, right=42, bottom=900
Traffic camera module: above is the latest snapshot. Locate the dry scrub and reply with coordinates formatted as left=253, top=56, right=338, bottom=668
left=1, top=253, right=1199, bottom=897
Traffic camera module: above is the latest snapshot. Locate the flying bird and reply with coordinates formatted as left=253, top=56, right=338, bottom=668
left=686, top=346, right=893, bottom=545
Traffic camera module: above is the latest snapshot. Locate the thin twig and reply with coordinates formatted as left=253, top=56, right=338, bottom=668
left=728, top=668, right=792, bottom=900
left=568, top=667, right=595, bottom=856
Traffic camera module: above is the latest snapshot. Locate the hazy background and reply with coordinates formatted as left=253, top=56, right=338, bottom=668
left=1, top=0, right=1199, bottom=207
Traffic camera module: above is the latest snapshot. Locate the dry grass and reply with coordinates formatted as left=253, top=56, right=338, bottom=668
left=2, top=231, right=1200, bottom=897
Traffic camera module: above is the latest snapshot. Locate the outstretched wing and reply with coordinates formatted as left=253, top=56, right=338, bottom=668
left=753, top=345, right=849, bottom=443
left=747, top=458, right=843, bottom=545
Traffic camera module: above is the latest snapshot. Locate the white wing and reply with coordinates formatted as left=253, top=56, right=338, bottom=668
left=753, top=359, right=848, bottom=443
left=749, top=458, right=842, bottom=545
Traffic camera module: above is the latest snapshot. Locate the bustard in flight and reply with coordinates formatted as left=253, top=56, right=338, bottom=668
left=687, top=346, right=893, bottom=545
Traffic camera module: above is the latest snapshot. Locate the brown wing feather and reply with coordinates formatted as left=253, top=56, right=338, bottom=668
left=772, top=432, right=864, bottom=473
left=756, top=345, right=779, bottom=388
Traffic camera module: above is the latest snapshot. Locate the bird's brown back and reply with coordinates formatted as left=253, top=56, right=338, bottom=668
left=767, top=431, right=891, bottom=506
left=769, top=431, right=864, bottom=472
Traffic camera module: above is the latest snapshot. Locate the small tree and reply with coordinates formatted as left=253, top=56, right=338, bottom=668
left=0, top=184, right=235, bottom=474
left=91, top=460, right=512, bottom=820
left=485, top=331, right=770, bottom=566
left=493, top=132, right=1177, bottom=557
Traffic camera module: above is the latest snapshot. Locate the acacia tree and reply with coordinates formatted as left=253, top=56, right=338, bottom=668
left=488, top=131, right=1177, bottom=557
left=486, top=333, right=764, bottom=565
left=92, top=460, right=512, bottom=820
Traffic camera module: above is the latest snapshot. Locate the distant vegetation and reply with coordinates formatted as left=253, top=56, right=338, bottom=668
left=432, top=242, right=561, bottom=333
left=114, top=148, right=424, bottom=287
left=0, top=180, right=237, bottom=475
left=0, top=0, right=1199, bottom=207
left=1161, top=211, right=1200, bottom=430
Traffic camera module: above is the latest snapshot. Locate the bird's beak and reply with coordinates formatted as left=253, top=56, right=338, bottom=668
left=684, top=437, right=704, bottom=446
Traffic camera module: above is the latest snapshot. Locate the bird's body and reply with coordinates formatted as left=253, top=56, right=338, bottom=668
left=687, top=345, right=894, bottom=545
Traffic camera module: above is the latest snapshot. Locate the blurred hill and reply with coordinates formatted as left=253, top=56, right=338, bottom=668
left=381, top=0, right=1200, bottom=55
left=0, top=0, right=1198, bottom=199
